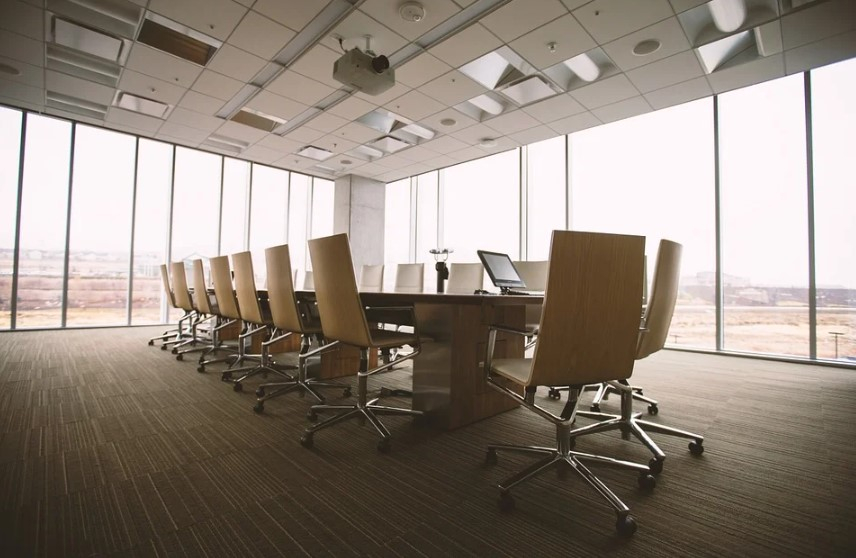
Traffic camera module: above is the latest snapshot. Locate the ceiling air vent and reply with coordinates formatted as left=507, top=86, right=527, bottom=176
left=230, top=108, right=287, bottom=133
left=137, top=13, right=221, bottom=66
left=297, top=146, right=334, bottom=161
left=113, top=91, right=171, bottom=118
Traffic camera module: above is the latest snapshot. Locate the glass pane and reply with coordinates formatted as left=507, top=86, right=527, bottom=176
left=443, top=151, right=520, bottom=263
left=67, top=126, right=135, bottom=326
left=719, top=74, right=808, bottom=357
left=415, top=171, right=438, bottom=265
left=310, top=178, right=334, bottom=239
left=131, top=139, right=173, bottom=325
left=17, top=114, right=72, bottom=328
left=811, top=58, right=856, bottom=362
left=249, top=165, right=288, bottom=284
left=0, top=107, right=22, bottom=329
left=384, top=178, right=411, bottom=290
left=570, top=98, right=715, bottom=349
left=220, top=158, right=250, bottom=257
left=526, top=136, right=566, bottom=260
left=288, top=173, right=310, bottom=280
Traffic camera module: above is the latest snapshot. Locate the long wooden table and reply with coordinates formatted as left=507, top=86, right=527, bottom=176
left=304, top=291, right=543, bottom=430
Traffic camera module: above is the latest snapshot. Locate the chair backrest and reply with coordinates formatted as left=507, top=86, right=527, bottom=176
left=170, top=261, right=194, bottom=312
left=636, top=239, right=682, bottom=360
left=527, top=230, right=645, bottom=387
left=307, top=233, right=373, bottom=347
left=394, top=263, right=425, bottom=293
left=191, top=259, right=213, bottom=315
left=264, top=244, right=306, bottom=333
left=358, top=264, right=384, bottom=292
left=209, top=254, right=241, bottom=321
left=513, top=260, right=548, bottom=291
left=159, top=264, right=177, bottom=308
left=446, top=262, right=484, bottom=294
left=303, top=270, right=314, bottom=290
left=231, top=251, right=264, bottom=325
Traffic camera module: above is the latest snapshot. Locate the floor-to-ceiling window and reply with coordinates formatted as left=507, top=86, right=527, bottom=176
left=810, top=58, right=856, bottom=362
left=288, top=173, right=310, bottom=280
left=220, top=158, right=250, bottom=257
left=66, top=125, right=136, bottom=326
left=719, top=74, right=809, bottom=357
left=16, top=114, right=72, bottom=328
left=249, top=165, right=289, bottom=285
left=570, top=98, right=716, bottom=348
left=414, top=171, right=439, bottom=266
left=525, top=136, right=566, bottom=260
left=171, top=148, right=221, bottom=263
left=0, top=107, right=22, bottom=329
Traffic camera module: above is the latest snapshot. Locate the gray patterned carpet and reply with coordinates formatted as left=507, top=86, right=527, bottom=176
left=1, top=327, right=855, bottom=557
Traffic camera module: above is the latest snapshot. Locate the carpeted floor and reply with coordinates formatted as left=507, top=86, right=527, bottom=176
left=1, top=326, right=855, bottom=557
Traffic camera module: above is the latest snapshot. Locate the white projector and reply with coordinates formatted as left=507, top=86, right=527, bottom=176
left=333, top=48, right=395, bottom=96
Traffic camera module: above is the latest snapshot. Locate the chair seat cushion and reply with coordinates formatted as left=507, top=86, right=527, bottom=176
left=369, top=328, right=419, bottom=349
left=491, top=358, right=532, bottom=386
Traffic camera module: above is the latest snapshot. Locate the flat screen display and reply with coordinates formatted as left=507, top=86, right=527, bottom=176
left=477, top=250, right=527, bottom=290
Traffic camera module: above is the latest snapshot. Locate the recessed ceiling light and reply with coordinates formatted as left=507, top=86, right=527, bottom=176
left=0, top=62, right=21, bottom=76
left=440, top=118, right=457, bottom=127
left=297, top=145, right=334, bottom=161
left=633, top=39, right=661, bottom=56
left=340, top=159, right=353, bottom=165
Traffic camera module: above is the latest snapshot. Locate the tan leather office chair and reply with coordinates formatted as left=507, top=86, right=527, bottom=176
left=221, top=250, right=295, bottom=392
left=177, top=259, right=238, bottom=365
left=300, top=233, right=422, bottom=453
left=446, top=262, right=484, bottom=294
left=513, top=260, right=548, bottom=349
left=393, top=263, right=424, bottom=293
left=167, top=261, right=202, bottom=353
left=569, top=239, right=705, bottom=474
left=358, top=264, right=384, bottom=292
left=199, top=255, right=243, bottom=373
left=482, top=230, right=654, bottom=536
left=148, top=263, right=189, bottom=348
left=253, top=243, right=350, bottom=413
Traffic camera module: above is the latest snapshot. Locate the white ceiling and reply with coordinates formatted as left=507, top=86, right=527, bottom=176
left=0, top=0, right=854, bottom=183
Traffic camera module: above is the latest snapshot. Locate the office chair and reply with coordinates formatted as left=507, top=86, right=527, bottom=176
left=253, top=243, right=350, bottom=413
left=482, top=230, right=654, bottom=536
left=176, top=259, right=238, bottom=364
left=393, top=263, right=425, bottom=293
left=220, top=250, right=295, bottom=392
left=568, top=239, right=704, bottom=474
left=358, top=263, right=384, bottom=292
left=198, top=255, right=245, bottom=373
left=166, top=261, right=202, bottom=354
left=446, top=262, right=484, bottom=294
left=147, top=263, right=189, bottom=348
left=513, top=260, right=548, bottom=349
left=300, top=233, right=423, bottom=453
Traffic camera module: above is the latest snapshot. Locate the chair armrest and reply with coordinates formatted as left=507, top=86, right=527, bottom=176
left=488, top=324, right=538, bottom=337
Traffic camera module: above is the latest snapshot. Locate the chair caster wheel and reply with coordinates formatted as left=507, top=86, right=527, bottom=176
left=638, top=473, right=656, bottom=491
left=689, top=440, right=704, bottom=455
left=148, top=340, right=154, bottom=346
left=590, top=403, right=600, bottom=412
left=377, top=438, right=391, bottom=453
left=300, top=433, right=313, bottom=448
left=160, top=345, right=168, bottom=351
left=256, top=387, right=265, bottom=397
left=343, top=387, right=352, bottom=398
left=253, top=402, right=264, bottom=413
left=175, top=354, right=183, bottom=361
left=648, top=404, right=658, bottom=415
left=379, top=387, right=391, bottom=397
left=221, top=371, right=232, bottom=382
left=485, top=449, right=498, bottom=466
left=233, top=382, right=243, bottom=393
left=648, top=457, right=664, bottom=475
left=307, top=409, right=318, bottom=422
left=171, top=348, right=178, bottom=354
left=616, top=515, right=637, bottom=536
left=498, top=492, right=515, bottom=512
left=197, top=366, right=205, bottom=373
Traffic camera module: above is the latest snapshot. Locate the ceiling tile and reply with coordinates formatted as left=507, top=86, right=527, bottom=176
left=395, top=53, right=453, bottom=88
left=158, top=121, right=210, bottom=142
left=0, top=77, right=43, bottom=107
left=241, top=144, right=283, bottom=164
left=207, top=44, right=267, bottom=83
left=418, top=70, right=487, bottom=106
left=668, top=0, right=707, bottom=13
left=521, top=93, right=586, bottom=123
left=327, top=95, right=377, bottom=120
left=643, top=75, right=712, bottom=110
left=166, top=106, right=223, bottom=132
left=0, top=0, right=43, bottom=41
left=626, top=50, right=704, bottom=93
left=283, top=125, right=326, bottom=143
left=252, top=0, right=328, bottom=31
left=480, top=0, right=569, bottom=43
left=547, top=111, right=601, bottom=134
left=569, top=74, right=640, bottom=110
left=329, top=121, right=383, bottom=144
left=177, top=90, right=225, bottom=115
left=781, top=0, right=856, bottom=51
left=125, top=44, right=203, bottom=89
left=322, top=9, right=408, bottom=56
left=706, top=53, right=785, bottom=95
left=47, top=70, right=116, bottom=105
left=191, top=70, right=244, bottom=101
left=214, top=119, right=268, bottom=143
left=602, top=17, right=691, bottom=72
left=0, top=29, right=43, bottom=67
left=244, top=90, right=308, bottom=121
left=418, top=107, right=478, bottom=134
left=255, top=134, right=300, bottom=153
left=0, top=56, right=42, bottom=89
left=483, top=109, right=541, bottom=135
left=424, top=153, right=459, bottom=168
left=429, top=23, right=503, bottom=68
left=509, top=14, right=596, bottom=70
left=394, top=145, right=439, bottom=163
left=228, top=10, right=296, bottom=60
left=509, top=124, right=557, bottom=145
left=572, top=0, right=674, bottom=43
left=105, top=106, right=163, bottom=134
left=385, top=89, right=446, bottom=121
left=289, top=44, right=343, bottom=88
left=591, top=95, right=652, bottom=123
left=359, top=0, right=463, bottom=41
left=147, top=0, right=247, bottom=42
left=784, top=30, right=856, bottom=75
left=313, top=134, right=359, bottom=154
left=354, top=81, right=412, bottom=106
left=420, top=134, right=470, bottom=154
left=304, top=111, right=349, bottom=133
left=267, top=70, right=336, bottom=106
left=119, top=67, right=189, bottom=106
left=450, top=122, right=503, bottom=144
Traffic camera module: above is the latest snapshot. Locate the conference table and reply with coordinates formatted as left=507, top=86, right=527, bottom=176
left=300, top=290, right=543, bottom=431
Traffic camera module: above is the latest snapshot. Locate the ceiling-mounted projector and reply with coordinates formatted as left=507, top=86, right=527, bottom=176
left=333, top=48, right=395, bottom=95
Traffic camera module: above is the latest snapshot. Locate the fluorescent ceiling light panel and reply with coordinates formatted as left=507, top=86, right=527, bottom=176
left=138, top=12, right=221, bottom=66
left=206, top=133, right=249, bottom=150
left=230, top=107, right=287, bottom=132
left=52, top=17, right=124, bottom=61
left=46, top=44, right=121, bottom=86
left=352, top=145, right=384, bottom=159
left=709, top=0, right=747, bottom=33
left=297, top=145, right=334, bottom=161
left=369, top=136, right=411, bottom=154
left=46, top=90, right=108, bottom=117
left=398, top=123, right=435, bottom=140
left=563, top=53, right=600, bottom=82
left=114, top=91, right=170, bottom=118
left=500, top=75, right=559, bottom=106
left=468, top=94, right=505, bottom=116
left=459, top=47, right=534, bottom=91
left=696, top=30, right=753, bottom=73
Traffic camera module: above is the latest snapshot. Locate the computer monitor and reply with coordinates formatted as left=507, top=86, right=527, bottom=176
left=477, top=250, right=527, bottom=293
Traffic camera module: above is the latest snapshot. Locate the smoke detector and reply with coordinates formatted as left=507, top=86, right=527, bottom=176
left=399, top=2, right=426, bottom=23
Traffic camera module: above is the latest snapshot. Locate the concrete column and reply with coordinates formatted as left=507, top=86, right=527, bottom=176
left=333, top=174, right=385, bottom=272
